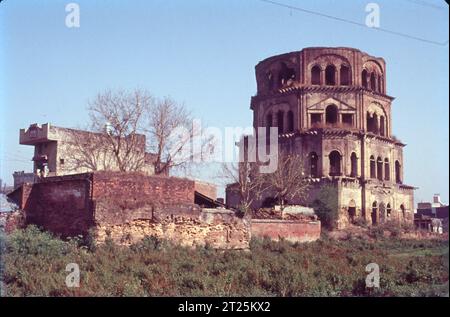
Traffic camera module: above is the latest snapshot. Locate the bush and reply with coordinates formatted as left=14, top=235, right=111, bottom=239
left=312, top=185, right=339, bottom=229
left=353, top=217, right=368, bottom=228
left=1, top=226, right=448, bottom=297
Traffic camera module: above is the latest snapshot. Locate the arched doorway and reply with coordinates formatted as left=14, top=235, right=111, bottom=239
left=325, top=104, right=338, bottom=125
left=371, top=201, right=378, bottom=225
left=311, top=65, right=321, bottom=85
left=325, top=65, right=336, bottom=85
left=377, top=157, right=383, bottom=181
left=329, top=151, right=342, bottom=176
left=362, top=69, right=368, bottom=88
left=395, top=161, right=402, bottom=184
left=350, top=152, right=358, bottom=177
left=340, top=65, right=351, bottom=85
left=370, top=155, right=376, bottom=178
left=348, top=200, right=356, bottom=223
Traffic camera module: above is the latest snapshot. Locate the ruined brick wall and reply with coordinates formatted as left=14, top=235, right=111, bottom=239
left=7, top=183, right=33, bottom=210
left=23, top=175, right=94, bottom=237
left=91, top=172, right=195, bottom=226
left=90, top=173, right=248, bottom=249
left=95, top=207, right=250, bottom=250
left=6, top=172, right=251, bottom=249
left=251, top=219, right=321, bottom=243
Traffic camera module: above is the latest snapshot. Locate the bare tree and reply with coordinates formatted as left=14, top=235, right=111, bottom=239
left=67, top=89, right=210, bottom=175
left=145, top=96, right=210, bottom=175
left=260, top=153, right=310, bottom=210
left=221, top=161, right=267, bottom=214
left=87, top=89, right=151, bottom=172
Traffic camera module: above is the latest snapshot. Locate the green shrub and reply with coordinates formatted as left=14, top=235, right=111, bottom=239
left=1, top=226, right=448, bottom=297
left=312, top=185, right=339, bottom=229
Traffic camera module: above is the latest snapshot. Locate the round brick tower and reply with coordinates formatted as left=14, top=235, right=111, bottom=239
left=249, top=47, right=415, bottom=228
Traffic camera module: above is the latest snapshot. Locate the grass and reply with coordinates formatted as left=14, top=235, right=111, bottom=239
left=0, top=225, right=448, bottom=297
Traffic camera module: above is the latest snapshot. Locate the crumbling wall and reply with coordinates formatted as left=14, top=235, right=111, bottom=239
left=95, top=207, right=250, bottom=250
left=6, top=172, right=251, bottom=249
left=24, top=177, right=94, bottom=237
left=251, top=219, right=321, bottom=243
left=92, top=172, right=194, bottom=207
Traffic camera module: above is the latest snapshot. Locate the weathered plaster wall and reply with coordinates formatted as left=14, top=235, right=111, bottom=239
left=251, top=219, right=321, bottom=243
left=96, top=207, right=250, bottom=249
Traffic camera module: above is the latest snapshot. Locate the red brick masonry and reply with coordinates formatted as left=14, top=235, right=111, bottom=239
left=7, top=172, right=196, bottom=237
left=251, top=219, right=321, bottom=243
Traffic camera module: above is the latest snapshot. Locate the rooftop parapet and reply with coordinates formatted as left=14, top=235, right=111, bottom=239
left=19, top=123, right=57, bottom=145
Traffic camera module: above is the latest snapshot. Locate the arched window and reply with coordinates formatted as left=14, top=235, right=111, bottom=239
left=287, top=111, right=294, bottom=132
left=378, top=75, right=383, bottom=93
left=278, top=62, right=296, bottom=88
left=371, top=201, right=378, bottom=225
left=362, top=69, right=368, bottom=88
left=386, top=203, right=392, bottom=218
left=350, top=152, right=358, bottom=177
left=277, top=111, right=284, bottom=134
left=311, top=65, right=321, bottom=85
left=395, top=160, right=402, bottom=184
left=325, top=65, right=336, bottom=85
left=367, top=112, right=378, bottom=134
left=380, top=115, right=385, bottom=136
left=377, top=157, right=383, bottom=181
left=370, top=155, right=376, bottom=179
left=384, top=158, right=390, bottom=181
left=325, top=104, right=338, bottom=125
left=310, top=152, right=319, bottom=178
left=329, top=151, right=341, bottom=176
left=340, top=65, right=351, bottom=85
left=370, top=72, right=376, bottom=91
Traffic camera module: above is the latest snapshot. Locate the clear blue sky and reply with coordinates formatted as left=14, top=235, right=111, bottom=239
left=0, top=0, right=448, bottom=204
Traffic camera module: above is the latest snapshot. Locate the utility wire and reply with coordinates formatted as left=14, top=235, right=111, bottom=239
left=403, top=0, right=447, bottom=11
left=258, top=0, right=449, bottom=46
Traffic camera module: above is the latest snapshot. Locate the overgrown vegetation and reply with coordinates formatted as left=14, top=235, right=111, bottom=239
left=0, top=226, right=448, bottom=297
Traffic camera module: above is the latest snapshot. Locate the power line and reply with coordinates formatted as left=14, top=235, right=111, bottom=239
left=257, top=0, right=449, bottom=46
left=403, top=0, right=447, bottom=11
